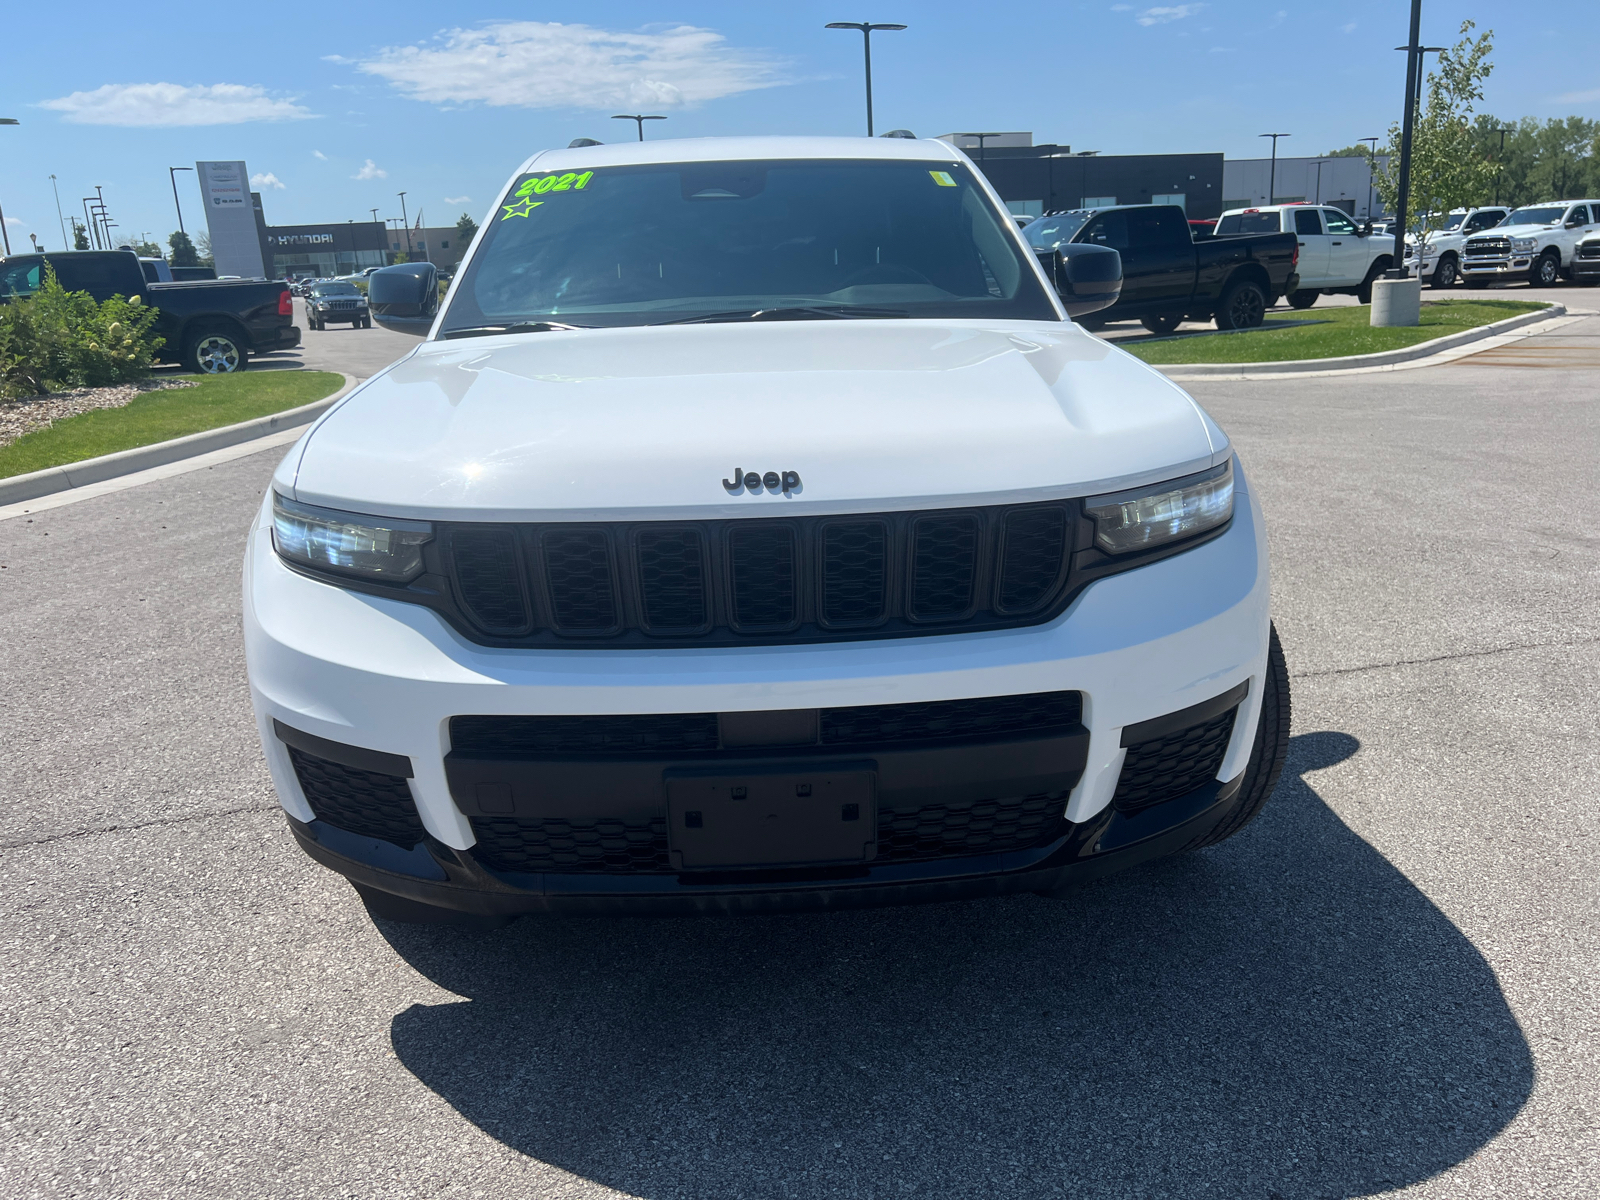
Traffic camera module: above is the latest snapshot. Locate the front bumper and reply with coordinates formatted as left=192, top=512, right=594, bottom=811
left=1462, top=257, right=1532, bottom=277
left=1572, top=255, right=1600, bottom=279
left=244, top=459, right=1271, bottom=911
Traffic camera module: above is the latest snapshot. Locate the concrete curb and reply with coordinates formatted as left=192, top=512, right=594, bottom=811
left=0, top=373, right=357, bottom=506
left=1151, top=303, right=1564, bottom=378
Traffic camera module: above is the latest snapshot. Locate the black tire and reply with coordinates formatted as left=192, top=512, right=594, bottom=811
left=183, top=324, right=248, bottom=374
left=352, top=883, right=514, bottom=929
left=1286, top=289, right=1320, bottom=310
left=1214, top=279, right=1267, bottom=330
left=1531, top=251, right=1560, bottom=287
left=1140, top=313, right=1183, bottom=336
left=1190, top=623, right=1292, bottom=849
left=1430, top=254, right=1459, bottom=289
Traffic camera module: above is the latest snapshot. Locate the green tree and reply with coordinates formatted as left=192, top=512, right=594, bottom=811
left=124, top=239, right=163, bottom=258
left=1527, top=116, right=1600, bottom=200
left=71, top=220, right=90, bottom=251
left=193, top=230, right=215, bottom=268
left=168, top=230, right=199, bottom=267
left=455, top=212, right=479, bottom=243
left=1321, top=145, right=1375, bottom=158
left=1372, top=21, right=1498, bottom=247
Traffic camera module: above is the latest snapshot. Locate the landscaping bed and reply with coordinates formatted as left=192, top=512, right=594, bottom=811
left=1124, top=300, right=1548, bottom=365
left=0, top=370, right=344, bottom=479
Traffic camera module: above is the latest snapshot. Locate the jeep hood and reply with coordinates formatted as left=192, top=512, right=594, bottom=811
left=282, top=320, right=1228, bottom=522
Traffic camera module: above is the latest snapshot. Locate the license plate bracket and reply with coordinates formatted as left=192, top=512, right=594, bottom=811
left=665, top=763, right=877, bottom=870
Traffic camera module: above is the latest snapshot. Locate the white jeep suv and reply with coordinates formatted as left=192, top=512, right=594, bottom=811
left=1462, top=200, right=1600, bottom=286
left=243, top=136, right=1288, bottom=925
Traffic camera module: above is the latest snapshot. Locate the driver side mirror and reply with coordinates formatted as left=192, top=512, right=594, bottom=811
left=1565, top=218, right=1582, bottom=229
left=368, top=261, right=439, bottom=335
left=1360, top=221, right=1373, bottom=236
left=1036, top=244, right=1122, bottom=318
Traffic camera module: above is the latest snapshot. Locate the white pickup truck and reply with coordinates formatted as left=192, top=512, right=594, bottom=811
left=1404, top=207, right=1509, bottom=288
left=1215, top=204, right=1392, bottom=308
left=1461, top=200, right=1600, bottom=286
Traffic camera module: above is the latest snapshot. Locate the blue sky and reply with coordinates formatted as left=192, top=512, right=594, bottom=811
left=3, top=1, right=1593, bottom=252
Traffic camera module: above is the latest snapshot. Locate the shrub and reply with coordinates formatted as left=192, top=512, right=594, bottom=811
left=0, top=267, right=164, bottom=399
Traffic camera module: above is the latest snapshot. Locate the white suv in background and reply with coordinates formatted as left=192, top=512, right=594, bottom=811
left=1462, top=201, right=1600, bottom=287
left=1215, top=204, right=1392, bottom=308
left=1404, top=207, right=1509, bottom=288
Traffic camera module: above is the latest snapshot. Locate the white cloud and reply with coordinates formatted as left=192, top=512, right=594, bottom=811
left=353, top=158, right=387, bottom=180
left=1342, top=21, right=1357, bottom=33
left=312, top=149, right=328, bottom=160
left=350, top=20, right=784, bottom=110
left=444, top=195, right=471, bottom=204
left=1136, top=4, right=1204, bottom=25
left=38, top=82, right=314, bottom=126
left=4, top=217, right=25, bottom=227
left=1552, top=87, right=1600, bottom=103
left=1110, top=4, right=1132, bottom=9
left=250, top=171, right=286, bottom=189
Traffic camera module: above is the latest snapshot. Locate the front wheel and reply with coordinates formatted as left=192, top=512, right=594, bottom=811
left=1430, top=254, right=1459, bottom=289
left=1531, top=251, right=1561, bottom=287
left=183, top=325, right=248, bottom=374
left=1286, top=289, right=1320, bottom=310
left=1214, top=279, right=1267, bottom=330
left=1190, top=623, right=1291, bottom=849
left=1140, top=313, right=1183, bottom=336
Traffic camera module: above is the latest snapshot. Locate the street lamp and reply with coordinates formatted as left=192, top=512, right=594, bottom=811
left=1258, top=133, right=1290, bottom=204
left=397, top=191, right=413, bottom=260
left=825, top=21, right=907, bottom=137
left=168, top=166, right=194, bottom=237
left=611, top=114, right=666, bottom=141
left=0, top=118, right=17, bottom=255
left=950, top=133, right=1006, bottom=164
left=1361, top=137, right=1380, bottom=221
left=1492, top=126, right=1514, bottom=206
left=1388, top=0, right=1425, bottom=278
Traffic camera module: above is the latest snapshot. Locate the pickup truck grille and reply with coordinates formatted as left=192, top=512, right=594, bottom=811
left=1578, top=242, right=1600, bottom=260
left=1465, top=237, right=1511, bottom=257
left=436, top=503, right=1075, bottom=646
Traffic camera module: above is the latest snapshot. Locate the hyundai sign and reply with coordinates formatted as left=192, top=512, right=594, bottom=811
left=197, top=160, right=265, bottom=278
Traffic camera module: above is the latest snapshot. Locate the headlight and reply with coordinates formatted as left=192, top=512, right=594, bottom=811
left=1084, top=460, right=1234, bottom=554
left=271, top=493, right=432, bottom=581
left=1511, top=237, right=1537, bottom=252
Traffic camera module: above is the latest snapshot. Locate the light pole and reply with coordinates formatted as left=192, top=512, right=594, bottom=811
left=611, top=114, right=665, bottom=141
left=1258, top=133, right=1290, bottom=204
left=950, top=133, right=1005, bottom=164
left=1361, top=137, right=1380, bottom=221
left=0, top=118, right=17, bottom=255
left=1389, top=0, right=1424, bottom=277
left=168, top=166, right=193, bottom=237
left=825, top=21, right=906, bottom=137
left=1492, top=126, right=1514, bottom=206
left=50, top=174, right=68, bottom=250
left=82, top=199, right=97, bottom=249
left=397, top=191, right=413, bottom=260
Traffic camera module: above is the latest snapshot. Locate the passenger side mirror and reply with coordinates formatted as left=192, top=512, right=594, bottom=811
left=1036, top=244, right=1123, bottom=319
left=368, top=262, right=440, bottom=335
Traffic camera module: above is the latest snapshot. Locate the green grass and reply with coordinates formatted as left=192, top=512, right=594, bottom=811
left=0, top=370, right=344, bottom=479
left=1125, top=299, right=1548, bottom=365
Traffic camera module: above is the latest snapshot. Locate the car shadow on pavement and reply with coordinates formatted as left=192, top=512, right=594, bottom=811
left=381, top=731, right=1532, bottom=1199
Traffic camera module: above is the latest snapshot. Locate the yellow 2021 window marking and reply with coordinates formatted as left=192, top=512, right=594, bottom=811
left=929, top=170, right=957, bottom=187
left=502, top=171, right=594, bottom=219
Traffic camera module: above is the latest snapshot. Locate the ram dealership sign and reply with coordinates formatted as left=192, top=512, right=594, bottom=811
left=197, top=160, right=266, bottom=278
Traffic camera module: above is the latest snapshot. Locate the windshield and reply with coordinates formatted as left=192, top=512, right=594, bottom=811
left=312, top=282, right=360, bottom=296
left=1022, top=212, right=1091, bottom=250
left=1439, top=212, right=1466, bottom=231
left=1504, top=206, right=1566, bottom=226
left=442, top=158, right=1057, bottom=331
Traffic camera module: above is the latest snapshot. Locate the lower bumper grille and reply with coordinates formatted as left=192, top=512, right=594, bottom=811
left=288, top=747, right=425, bottom=848
left=1113, top=707, right=1238, bottom=814
left=471, top=816, right=670, bottom=873
left=876, top=790, right=1069, bottom=863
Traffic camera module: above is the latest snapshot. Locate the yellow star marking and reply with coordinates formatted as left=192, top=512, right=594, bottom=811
left=500, top=199, right=543, bottom=220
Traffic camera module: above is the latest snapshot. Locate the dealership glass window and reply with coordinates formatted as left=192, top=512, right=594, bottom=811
left=1081, top=196, right=1117, bottom=208
left=1150, top=193, right=1186, bottom=209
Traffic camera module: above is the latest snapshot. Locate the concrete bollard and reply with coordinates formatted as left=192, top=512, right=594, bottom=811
left=1371, top=276, right=1422, bottom=327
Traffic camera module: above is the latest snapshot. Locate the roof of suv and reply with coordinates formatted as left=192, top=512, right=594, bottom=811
left=516, top=134, right=964, bottom=176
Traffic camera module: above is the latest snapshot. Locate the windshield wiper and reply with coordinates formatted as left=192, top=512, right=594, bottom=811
left=440, top=321, right=590, bottom=339
left=653, top=305, right=909, bottom=326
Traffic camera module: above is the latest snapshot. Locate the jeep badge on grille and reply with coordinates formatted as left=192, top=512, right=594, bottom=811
left=723, top=468, right=801, bottom=495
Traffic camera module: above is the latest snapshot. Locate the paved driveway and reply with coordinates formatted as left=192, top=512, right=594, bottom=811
left=1, top=311, right=1595, bottom=1198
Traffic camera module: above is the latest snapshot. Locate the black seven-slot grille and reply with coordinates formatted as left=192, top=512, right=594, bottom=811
left=436, top=502, right=1074, bottom=647
left=1465, top=237, right=1511, bottom=256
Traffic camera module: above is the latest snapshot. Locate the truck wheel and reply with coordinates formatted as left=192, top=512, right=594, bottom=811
left=1140, top=314, right=1183, bottom=335
left=184, top=325, right=248, bottom=374
left=352, top=883, right=514, bottom=929
left=1214, top=279, right=1267, bottom=330
left=1286, top=289, right=1320, bottom=310
left=1430, top=254, right=1459, bottom=288
left=1532, top=251, right=1560, bottom=287
left=1189, top=623, right=1291, bottom=850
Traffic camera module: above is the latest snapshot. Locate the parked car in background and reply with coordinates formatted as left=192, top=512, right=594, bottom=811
left=171, top=266, right=218, bottom=282
left=1572, top=232, right=1600, bottom=285
left=1462, top=200, right=1600, bottom=287
left=1023, top=203, right=1298, bottom=333
left=305, top=280, right=371, bottom=330
left=0, top=249, right=298, bottom=372
left=1215, top=204, right=1391, bottom=308
left=1188, top=218, right=1217, bottom=240
left=1404, top=207, right=1509, bottom=288
left=137, top=258, right=173, bottom=284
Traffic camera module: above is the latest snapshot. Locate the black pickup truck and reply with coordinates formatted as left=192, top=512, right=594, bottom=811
left=1023, top=204, right=1299, bottom=333
left=0, top=249, right=299, bottom=373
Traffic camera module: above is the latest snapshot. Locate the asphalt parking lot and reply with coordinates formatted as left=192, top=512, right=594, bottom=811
left=2, top=296, right=1597, bottom=1198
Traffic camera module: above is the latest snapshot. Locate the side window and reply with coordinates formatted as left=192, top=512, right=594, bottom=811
left=1084, top=211, right=1129, bottom=250
left=1322, top=209, right=1356, bottom=235
left=1294, top=209, right=1323, bottom=236
left=1, top=260, right=43, bottom=297
left=1145, top=207, right=1190, bottom=245
left=1573, top=205, right=1593, bottom=225
left=50, top=256, right=136, bottom=297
